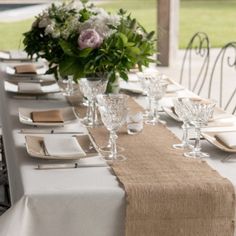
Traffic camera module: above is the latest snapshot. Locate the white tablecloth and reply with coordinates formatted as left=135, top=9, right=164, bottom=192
left=0, top=71, right=236, bottom=236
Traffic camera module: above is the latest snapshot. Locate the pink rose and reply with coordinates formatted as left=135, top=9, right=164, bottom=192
left=78, top=29, right=102, bottom=49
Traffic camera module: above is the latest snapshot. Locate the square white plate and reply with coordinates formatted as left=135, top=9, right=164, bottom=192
left=202, top=130, right=236, bottom=153
left=0, top=50, right=33, bottom=61
left=5, top=81, right=60, bottom=94
left=25, top=135, right=99, bottom=160
left=19, top=107, right=78, bottom=126
left=5, top=64, right=47, bottom=77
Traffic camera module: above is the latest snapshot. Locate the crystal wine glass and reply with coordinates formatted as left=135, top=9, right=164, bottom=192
left=137, top=72, right=151, bottom=118
left=172, top=98, right=193, bottom=150
left=79, top=78, right=108, bottom=127
left=145, top=76, right=167, bottom=125
left=79, top=78, right=93, bottom=126
left=97, top=94, right=129, bottom=162
left=183, top=99, right=216, bottom=158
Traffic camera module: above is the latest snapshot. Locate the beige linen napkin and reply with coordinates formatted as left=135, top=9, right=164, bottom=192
left=215, top=132, right=236, bottom=149
left=31, top=110, right=64, bottom=123
left=14, top=64, right=37, bottom=74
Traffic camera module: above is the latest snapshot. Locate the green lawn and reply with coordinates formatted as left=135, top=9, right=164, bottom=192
left=180, top=1, right=236, bottom=48
left=0, top=0, right=236, bottom=50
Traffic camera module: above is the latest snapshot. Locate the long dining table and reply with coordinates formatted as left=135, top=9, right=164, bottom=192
left=0, top=63, right=236, bottom=236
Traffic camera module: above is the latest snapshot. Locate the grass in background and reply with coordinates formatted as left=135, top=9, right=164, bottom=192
left=180, top=1, right=236, bottom=48
left=0, top=19, right=33, bottom=50
left=0, top=0, right=236, bottom=50
left=102, top=0, right=156, bottom=34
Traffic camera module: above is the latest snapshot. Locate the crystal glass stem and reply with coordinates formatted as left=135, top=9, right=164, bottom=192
left=86, top=100, right=92, bottom=123
left=146, top=98, right=160, bottom=125
left=143, top=94, right=152, bottom=118
left=91, top=98, right=98, bottom=127
left=109, top=130, right=118, bottom=160
left=67, top=77, right=74, bottom=95
left=173, top=123, right=193, bottom=150
left=153, top=98, right=159, bottom=121
left=184, top=125, right=209, bottom=158
left=182, top=123, right=191, bottom=147
left=194, top=126, right=201, bottom=153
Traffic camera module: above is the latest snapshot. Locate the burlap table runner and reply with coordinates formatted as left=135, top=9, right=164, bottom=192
left=67, top=92, right=235, bottom=235
left=87, top=98, right=235, bottom=236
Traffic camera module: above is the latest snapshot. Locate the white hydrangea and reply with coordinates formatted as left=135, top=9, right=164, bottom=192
left=79, top=9, right=121, bottom=39
left=52, top=30, right=61, bottom=39
left=61, top=14, right=81, bottom=40
left=45, top=24, right=54, bottom=35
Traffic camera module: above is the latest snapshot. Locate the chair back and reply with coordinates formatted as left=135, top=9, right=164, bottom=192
left=180, top=32, right=210, bottom=95
left=208, top=42, right=236, bottom=114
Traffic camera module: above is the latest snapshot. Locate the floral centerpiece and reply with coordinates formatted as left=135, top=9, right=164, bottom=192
left=23, top=0, right=156, bottom=91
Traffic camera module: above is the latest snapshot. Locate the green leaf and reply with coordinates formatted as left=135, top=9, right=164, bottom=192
left=59, top=40, right=75, bottom=56
left=78, top=48, right=93, bottom=58
left=128, top=46, right=141, bottom=55
left=119, top=71, right=129, bottom=81
left=119, top=33, right=128, bottom=46
left=147, top=31, right=155, bottom=40
left=59, top=57, right=77, bottom=76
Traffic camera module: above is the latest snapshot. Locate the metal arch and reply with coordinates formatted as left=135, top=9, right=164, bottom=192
left=208, top=42, right=236, bottom=115
left=179, top=32, right=210, bottom=95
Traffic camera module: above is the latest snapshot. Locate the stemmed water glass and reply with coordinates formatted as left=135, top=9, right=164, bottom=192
left=183, top=99, right=216, bottom=158
left=79, top=78, right=108, bottom=127
left=137, top=72, right=151, bottom=117
left=145, top=76, right=167, bottom=125
left=172, top=98, right=193, bottom=150
left=97, top=94, right=128, bottom=162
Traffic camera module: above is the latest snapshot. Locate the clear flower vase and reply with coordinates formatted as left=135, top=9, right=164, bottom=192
left=58, top=75, right=74, bottom=96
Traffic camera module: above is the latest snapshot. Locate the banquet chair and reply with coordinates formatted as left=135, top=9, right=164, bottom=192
left=208, top=42, right=236, bottom=114
left=179, top=32, right=210, bottom=96
left=0, top=134, right=10, bottom=212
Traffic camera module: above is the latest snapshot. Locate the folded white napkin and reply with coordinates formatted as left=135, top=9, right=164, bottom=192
left=0, top=51, right=10, bottom=59
left=9, top=51, right=28, bottom=59
left=44, top=136, right=86, bottom=158
left=166, top=84, right=183, bottom=93
left=18, top=82, right=42, bottom=93
left=42, top=83, right=60, bottom=93
left=120, top=81, right=144, bottom=94
left=215, top=132, right=236, bottom=148
left=4, top=81, right=18, bottom=92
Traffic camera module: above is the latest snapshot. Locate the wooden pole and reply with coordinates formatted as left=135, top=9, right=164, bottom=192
left=157, top=0, right=179, bottom=66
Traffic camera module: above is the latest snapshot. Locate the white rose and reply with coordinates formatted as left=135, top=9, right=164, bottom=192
left=45, top=24, right=54, bottom=35
left=31, top=19, right=39, bottom=28
left=38, top=17, right=51, bottom=28
left=52, top=30, right=60, bottom=39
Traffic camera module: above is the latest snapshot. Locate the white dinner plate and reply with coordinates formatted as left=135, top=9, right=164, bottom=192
left=5, top=81, right=60, bottom=95
left=25, top=135, right=99, bottom=160
left=5, top=64, right=47, bottom=77
left=201, top=130, right=236, bottom=153
left=19, top=107, right=78, bottom=126
left=0, top=50, right=33, bottom=61
left=163, top=106, right=182, bottom=122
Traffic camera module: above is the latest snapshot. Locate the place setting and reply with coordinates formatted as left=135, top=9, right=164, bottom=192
left=18, top=105, right=106, bottom=168
left=119, top=71, right=185, bottom=96
left=161, top=97, right=236, bottom=159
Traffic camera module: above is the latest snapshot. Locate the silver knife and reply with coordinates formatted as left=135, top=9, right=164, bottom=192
left=37, top=162, right=107, bottom=170
left=20, top=129, right=85, bottom=134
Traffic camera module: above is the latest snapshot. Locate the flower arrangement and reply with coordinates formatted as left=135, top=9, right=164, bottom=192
left=23, top=0, right=156, bottom=91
